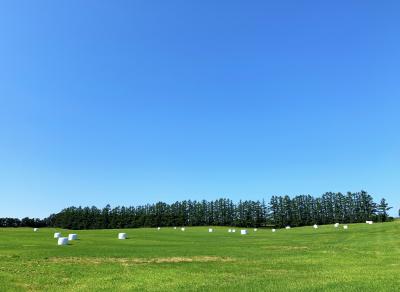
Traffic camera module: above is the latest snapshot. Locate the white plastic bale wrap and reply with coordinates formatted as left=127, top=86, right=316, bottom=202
left=118, top=233, right=127, bottom=239
left=240, top=230, right=248, bottom=235
left=272, top=229, right=276, bottom=232
left=254, top=228, right=258, bottom=232
left=33, top=228, right=38, bottom=232
left=68, top=234, right=78, bottom=240
left=208, top=228, right=213, bottom=233
left=228, top=229, right=232, bottom=233
left=157, top=227, right=161, bottom=230
left=58, top=237, right=68, bottom=245
left=232, top=229, right=236, bottom=233
left=344, top=225, right=348, bottom=229
left=181, top=227, right=185, bottom=231
left=313, top=224, right=318, bottom=229
left=334, top=223, right=340, bottom=228
left=54, top=232, right=61, bottom=238
left=286, top=226, right=291, bottom=230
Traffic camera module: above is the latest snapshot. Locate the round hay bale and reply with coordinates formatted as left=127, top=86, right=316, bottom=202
left=208, top=228, right=213, bottom=233
left=232, top=229, right=236, bottom=233
left=33, top=228, right=38, bottom=232
left=228, top=229, right=232, bottom=233
left=334, top=223, right=340, bottom=228
left=68, top=234, right=78, bottom=241
left=313, top=224, right=318, bottom=229
left=54, top=232, right=61, bottom=239
left=181, top=227, right=185, bottom=231
left=118, top=233, right=127, bottom=240
left=254, top=228, right=258, bottom=232
left=285, top=226, right=291, bottom=230
left=157, top=227, right=161, bottom=230
left=272, top=229, right=276, bottom=232
left=57, top=237, right=68, bottom=246
left=240, top=229, right=248, bottom=235
left=343, top=225, right=348, bottom=230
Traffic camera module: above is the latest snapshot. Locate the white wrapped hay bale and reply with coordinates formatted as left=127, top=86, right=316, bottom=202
left=313, top=224, right=318, bottom=229
left=240, top=229, right=248, bottom=235
left=157, top=227, right=161, bottom=230
left=118, top=233, right=127, bottom=240
left=232, top=229, right=236, bottom=233
left=254, top=228, right=258, bottom=232
left=173, top=227, right=177, bottom=230
left=285, top=226, right=291, bottom=230
left=334, top=223, right=340, bottom=228
left=33, top=228, right=38, bottom=232
left=228, top=229, right=232, bottom=233
left=68, top=234, right=78, bottom=241
left=343, top=225, right=348, bottom=230
left=208, top=228, right=213, bottom=233
left=54, top=232, right=61, bottom=239
left=58, top=237, right=68, bottom=246
left=366, top=221, right=373, bottom=225
left=181, top=227, right=185, bottom=231
left=272, top=229, right=276, bottom=233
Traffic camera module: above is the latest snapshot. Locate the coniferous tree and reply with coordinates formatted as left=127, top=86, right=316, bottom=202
left=377, top=198, right=392, bottom=222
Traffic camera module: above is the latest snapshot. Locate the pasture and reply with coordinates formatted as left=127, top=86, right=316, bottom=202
left=0, top=221, right=399, bottom=291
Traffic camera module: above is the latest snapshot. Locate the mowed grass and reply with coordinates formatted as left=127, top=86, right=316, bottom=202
left=1, top=221, right=400, bottom=291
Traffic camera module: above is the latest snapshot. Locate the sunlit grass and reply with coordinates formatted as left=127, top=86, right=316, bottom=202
left=1, top=221, right=399, bottom=291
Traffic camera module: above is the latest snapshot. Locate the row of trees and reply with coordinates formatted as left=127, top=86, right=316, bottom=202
left=45, top=199, right=269, bottom=229
left=1, top=191, right=394, bottom=229
left=269, top=192, right=392, bottom=227
left=0, top=217, right=48, bottom=228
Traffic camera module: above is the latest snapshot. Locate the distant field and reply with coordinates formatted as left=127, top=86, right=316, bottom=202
left=1, top=221, right=399, bottom=291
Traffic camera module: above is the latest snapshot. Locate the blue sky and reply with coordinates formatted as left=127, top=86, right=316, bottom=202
left=0, top=1, right=399, bottom=218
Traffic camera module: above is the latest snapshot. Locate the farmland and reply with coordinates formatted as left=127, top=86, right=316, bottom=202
left=1, top=221, right=399, bottom=291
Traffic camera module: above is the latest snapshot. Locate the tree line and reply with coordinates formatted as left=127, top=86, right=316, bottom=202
left=0, top=191, right=394, bottom=229
left=0, top=217, right=47, bottom=228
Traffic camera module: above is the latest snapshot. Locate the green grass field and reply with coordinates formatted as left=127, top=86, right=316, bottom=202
left=1, top=221, right=399, bottom=291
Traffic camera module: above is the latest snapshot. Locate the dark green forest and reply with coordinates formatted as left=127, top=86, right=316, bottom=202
left=0, top=191, right=394, bottom=229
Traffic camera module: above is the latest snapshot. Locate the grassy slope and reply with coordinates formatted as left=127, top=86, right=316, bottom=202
left=0, top=221, right=399, bottom=291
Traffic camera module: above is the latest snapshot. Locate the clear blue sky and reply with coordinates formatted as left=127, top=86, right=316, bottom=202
left=1, top=1, right=399, bottom=218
